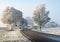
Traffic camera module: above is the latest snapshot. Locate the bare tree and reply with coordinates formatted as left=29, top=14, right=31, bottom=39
left=33, top=4, right=50, bottom=31
left=1, top=6, right=23, bottom=31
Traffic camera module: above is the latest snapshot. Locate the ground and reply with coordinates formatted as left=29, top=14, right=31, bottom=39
left=32, top=27, right=60, bottom=35
left=0, top=30, right=31, bottom=42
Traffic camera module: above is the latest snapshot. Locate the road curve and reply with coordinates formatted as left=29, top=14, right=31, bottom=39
left=20, top=29, right=60, bottom=42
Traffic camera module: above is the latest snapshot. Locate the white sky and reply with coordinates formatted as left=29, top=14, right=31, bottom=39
left=0, top=0, right=60, bottom=27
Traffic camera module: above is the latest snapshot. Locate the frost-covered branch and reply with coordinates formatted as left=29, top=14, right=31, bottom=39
left=1, top=6, right=23, bottom=30
left=33, top=4, right=50, bottom=31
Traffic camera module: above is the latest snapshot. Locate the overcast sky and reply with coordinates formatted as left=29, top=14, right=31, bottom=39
left=0, top=0, right=60, bottom=27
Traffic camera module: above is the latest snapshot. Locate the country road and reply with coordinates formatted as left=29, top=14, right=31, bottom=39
left=0, top=27, right=60, bottom=42
left=20, top=29, right=60, bottom=42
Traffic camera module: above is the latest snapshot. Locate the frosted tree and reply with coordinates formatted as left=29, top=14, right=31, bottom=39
left=21, top=18, right=28, bottom=29
left=1, top=6, right=23, bottom=31
left=33, top=4, right=50, bottom=31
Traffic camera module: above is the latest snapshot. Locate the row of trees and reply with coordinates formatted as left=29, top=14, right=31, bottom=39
left=1, top=4, right=50, bottom=31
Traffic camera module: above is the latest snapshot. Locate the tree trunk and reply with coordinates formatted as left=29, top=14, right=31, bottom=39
left=39, top=24, right=41, bottom=31
left=8, top=24, right=13, bottom=31
left=40, top=25, right=41, bottom=31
